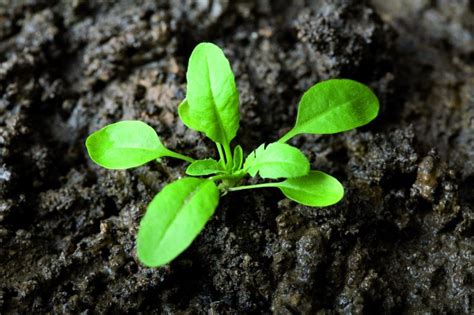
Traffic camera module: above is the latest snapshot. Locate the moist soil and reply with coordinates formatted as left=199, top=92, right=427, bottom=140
left=0, top=0, right=473, bottom=313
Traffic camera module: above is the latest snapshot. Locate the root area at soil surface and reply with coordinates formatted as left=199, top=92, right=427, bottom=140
left=1, top=0, right=473, bottom=313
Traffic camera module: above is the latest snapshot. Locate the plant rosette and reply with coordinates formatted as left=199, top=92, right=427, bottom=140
left=86, top=42, right=379, bottom=267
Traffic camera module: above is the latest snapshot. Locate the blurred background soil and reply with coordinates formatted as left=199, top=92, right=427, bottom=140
left=0, top=0, right=472, bottom=313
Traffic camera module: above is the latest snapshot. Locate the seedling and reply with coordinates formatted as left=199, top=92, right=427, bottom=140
left=86, top=43, right=379, bottom=267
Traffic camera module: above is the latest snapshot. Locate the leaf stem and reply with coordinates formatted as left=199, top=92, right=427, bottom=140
left=216, top=143, right=225, bottom=165
left=223, top=143, right=233, bottom=169
left=278, top=130, right=295, bottom=143
left=164, top=150, right=195, bottom=163
left=227, top=182, right=279, bottom=192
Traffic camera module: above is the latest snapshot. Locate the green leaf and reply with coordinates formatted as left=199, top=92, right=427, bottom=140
left=137, top=178, right=219, bottom=267
left=275, top=171, right=344, bottom=207
left=85, top=120, right=170, bottom=169
left=280, top=79, right=379, bottom=142
left=186, top=159, right=225, bottom=176
left=244, top=143, right=310, bottom=179
left=232, top=145, right=244, bottom=172
left=178, top=42, right=240, bottom=146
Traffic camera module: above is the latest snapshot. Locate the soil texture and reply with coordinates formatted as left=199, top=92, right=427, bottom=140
left=0, top=0, right=473, bottom=313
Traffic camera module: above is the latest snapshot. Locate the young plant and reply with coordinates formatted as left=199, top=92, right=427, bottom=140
left=86, top=42, right=379, bottom=267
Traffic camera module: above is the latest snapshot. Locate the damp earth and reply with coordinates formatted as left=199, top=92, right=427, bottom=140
left=0, top=0, right=473, bottom=313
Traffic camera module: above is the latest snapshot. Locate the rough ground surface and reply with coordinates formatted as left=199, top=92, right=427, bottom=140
left=0, top=0, right=472, bottom=313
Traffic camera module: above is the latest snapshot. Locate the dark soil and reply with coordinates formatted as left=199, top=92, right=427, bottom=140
left=1, top=0, right=472, bottom=313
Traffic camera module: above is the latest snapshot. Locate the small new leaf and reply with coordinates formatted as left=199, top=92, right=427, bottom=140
left=137, top=178, right=219, bottom=267
left=244, top=143, right=310, bottom=179
left=178, top=43, right=240, bottom=146
left=280, top=79, right=379, bottom=142
left=232, top=145, right=244, bottom=172
left=275, top=171, right=344, bottom=207
left=186, top=159, right=225, bottom=176
left=85, top=120, right=170, bottom=169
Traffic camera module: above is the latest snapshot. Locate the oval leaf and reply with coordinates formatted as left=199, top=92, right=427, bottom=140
left=86, top=121, right=169, bottom=169
left=276, top=171, right=344, bottom=207
left=280, top=79, right=379, bottom=142
left=137, top=178, right=219, bottom=267
left=244, top=143, right=310, bottom=179
left=186, top=159, right=225, bottom=176
left=179, top=42, right=240, bottom=145
left=232, top=145, right=244, bottom=172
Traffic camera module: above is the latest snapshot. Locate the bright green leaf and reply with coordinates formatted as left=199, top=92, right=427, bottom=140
left=280, top=79, right=379, bottom=142
left=178, top=42, right=240, bottom=146
left=137, top=178, right=219, bottom=267
left=232, top=145, right=244, bottom=172
left=244, top=143, right=310, bottom=179
left=186, top=159, right=225, bottom=176
left=86, top=120, right=170, bottom=169
left=275, top=171, right=344, bottom=206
